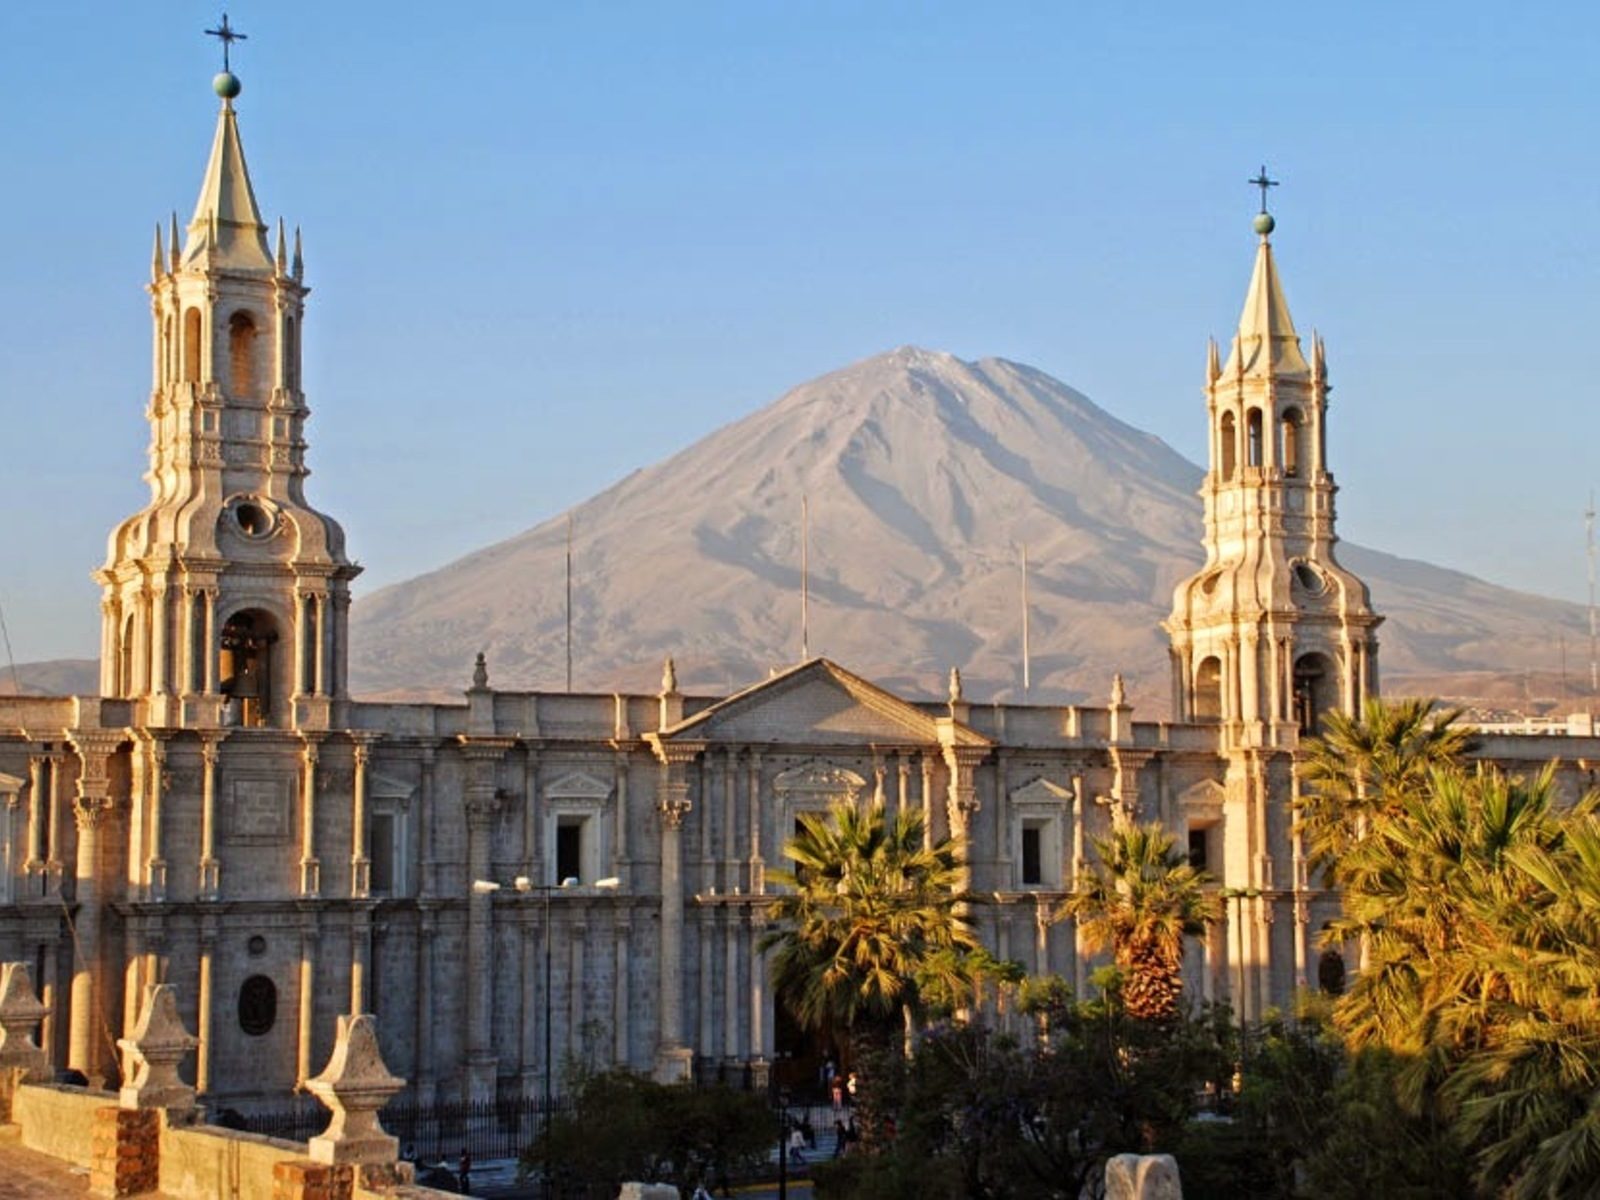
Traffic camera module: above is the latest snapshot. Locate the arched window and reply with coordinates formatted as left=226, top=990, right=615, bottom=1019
left=1219, top=413, right=1237, bottom=481
left=1293, top=652, right=1338, bottom=735
left=1281, top=408, right=1305, bottom=477
left=1193, top=656, right=1223, bottom=722
left=238, top=975, right=277, bottom=1036
left=228, top=311, right=257, bottom=395
left=284, top=315, right=297, bottom=391
left=219, top=608, right=279, bottom=727
left=183, top=307, right=203, bottom=382
left=1246, top=408, right=1264, bottom=468
left=1317, top=948, right=1346, bottom=996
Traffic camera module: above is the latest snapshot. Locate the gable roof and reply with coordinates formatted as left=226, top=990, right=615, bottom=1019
left=656, top=658, right=989, bottom=750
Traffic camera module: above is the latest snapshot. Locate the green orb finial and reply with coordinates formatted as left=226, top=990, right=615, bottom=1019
left=213, top=71, right=241, bottom=99
left=1253, top=211, right=1276, bottom=237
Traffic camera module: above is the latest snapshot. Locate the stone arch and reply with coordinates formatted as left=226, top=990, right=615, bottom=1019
left=183, top=307, right=203, bottom=382
left=1193, top=656, right=1223, bottom=722
left=1219, top=412, right=1237, bottom=481
left=1293, top=651, right=1339, bottom=735
left=228, top=310, right=258, bottom=396
left=219, top=606, right=282, bottom=727
left=1246, top=407, right=1264, bottom=468
left=1280, top=406, right=1306, bottom=477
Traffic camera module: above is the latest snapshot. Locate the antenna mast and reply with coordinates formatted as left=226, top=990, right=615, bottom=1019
left=1020, top=542, right=1031, bottom=694
left=565, top=513, right=574, bottom=692
left=1588, top=493, right=1597, bottom=699
left=801, top=495, right=810, bottom=660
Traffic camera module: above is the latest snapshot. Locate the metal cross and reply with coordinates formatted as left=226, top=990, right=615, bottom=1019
left=1248, top=166, right=1279, bottom=213
left=204, top=13, right=247, bottom=72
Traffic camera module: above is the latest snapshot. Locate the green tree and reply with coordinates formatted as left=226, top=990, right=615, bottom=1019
left=523, top=1070, right=773, bottom=1198
left=1294, top=696, right=1472, bottom=881
left=1059, top=821, right=1219, bottom=1021
left=761, top=798, right=987, bottom=1135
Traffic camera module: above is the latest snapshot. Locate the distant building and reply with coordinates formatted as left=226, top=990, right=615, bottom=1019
left=1, top=71, right=1594, bottom=1107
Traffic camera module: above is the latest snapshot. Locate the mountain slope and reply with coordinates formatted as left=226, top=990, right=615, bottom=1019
left=350, top=348, right=1590, bottom=710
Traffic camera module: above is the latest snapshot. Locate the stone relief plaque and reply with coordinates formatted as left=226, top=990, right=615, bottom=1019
left=228, top=777, right=291, bottom=844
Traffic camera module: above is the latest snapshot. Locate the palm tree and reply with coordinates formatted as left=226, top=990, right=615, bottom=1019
left=760, top=798, right=984, bottom=1082
left=1294, top=696, right=1472, bottom=882
left=1061, top=821, right=1218, bottom=1022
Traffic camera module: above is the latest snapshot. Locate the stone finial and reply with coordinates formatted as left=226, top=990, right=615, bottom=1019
left=948, top=666, right=963, bottom=704
left=1105, top=1152, right=1183, bottom=1200
left=0, top=962, right=50, bottom=1081
left=661, top=656, right=678, bottom=696
left=1111, top=672, right=1127, bottom=708
left=471, top=652, right=489, bottom=690
left=118, top=984, right=199, bottom=1111
left=305, top=1014, right=405, bottom=1166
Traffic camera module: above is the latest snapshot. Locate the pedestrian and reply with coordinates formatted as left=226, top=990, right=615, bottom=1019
left=457, top=1148, right=471, bottom=1194
left=830, top=1076, right=845, bottom=1112
left=832, top=1118, right=847, bottom=1158
left=788, top=1125, right=808, bottom=1164
left=692, top=1184, right=713, bottom=1200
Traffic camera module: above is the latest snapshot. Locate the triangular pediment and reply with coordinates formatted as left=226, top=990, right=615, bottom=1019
left=545, top=770, right=613, bottom=801
left=1179, top=779, right=1225, bottom=820
left=368, top=772, right=416, bottom=802
left=1010, top=777, right=1073, bottom=807
left=658, top=659, right=988, bottom=749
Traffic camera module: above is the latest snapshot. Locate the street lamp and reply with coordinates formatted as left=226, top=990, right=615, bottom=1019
left=1219, top=886, right=1263, bottom=1092
left=514, top=873, right=620, bottom=1194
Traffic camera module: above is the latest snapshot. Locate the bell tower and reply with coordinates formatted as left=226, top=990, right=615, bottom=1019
left=95, top=65, right=358, bottom=731
left=1165, top=195, right=1380, bottom=744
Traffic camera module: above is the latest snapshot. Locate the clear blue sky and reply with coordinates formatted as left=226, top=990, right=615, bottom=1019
left=1, top=2, right=1596, bottom=663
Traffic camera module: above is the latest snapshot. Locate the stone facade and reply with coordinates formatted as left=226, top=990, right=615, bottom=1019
left=0, top=80, right=1595, bottom=1109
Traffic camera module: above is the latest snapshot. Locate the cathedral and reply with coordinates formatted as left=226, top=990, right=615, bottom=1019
left=0, top=68, right=1591, bottom=1109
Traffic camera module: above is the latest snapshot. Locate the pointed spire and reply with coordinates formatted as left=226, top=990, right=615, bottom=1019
left=1220, top=218, right=1310, bottom=380
left=275, top=217, right=287, bottom=273
left=151, top=223, right=164, bottom=282
left=292, top=226, right=304, bottom=281
left=168, top=212, right=181, bottom=271
left=182, top=92, right=272, bottom=272
left=1206, top=337, right=1221, bottom=385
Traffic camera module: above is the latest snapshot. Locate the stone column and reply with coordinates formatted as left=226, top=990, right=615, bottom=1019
left=721, top=750, right=737, bottom=892
left=312, top=594, right=329, bottom=697
left=723, top=907, right=740, bottom=1063
left=460, top=740, right=508, bottom=1100
left=46, top=752, right=64, bottom=890
left=613, top=913, right=631, bottom=1068
left=300, top=737, right=322, bottom=896
left=418, top=748, right=436, bottom=896
left=293, top=591, right=311, bottom=697
left=746, top=751, right=763, bottom=894
left=99, top=598, right=118, bottom=697
left=519, top=913, right=538, bottom=1093
left=613, top=750, right=631, bottom=887
left=414, top=904, right=436, bottom=1103
left=25, top=757, right=44, bottom=874
left=67, top=733, right=118, bottom=1084
left=568, top=921, right=586, bottom=1064
left=522, top=748, right=539, bottom=879
left=920, top=752, right=936, bottom=849
left=146, top=737, right=168, bottom=900
left=942, top=746, right=985, bottom=892
left=897, top=753, right=910, bottom=817
left=351, top=739, right=373, bottom=898
left=202, top=589, right=217, bottom=694
left=149, top=585, right=169, bottom=696
left=198, top=737, right=221, bottom=898
left=196, top=913, right=217, bottom=1094
left=296, top=916, right=320, bottom=1089
left=653, top=746, right=696, bottom=1082
left=750, top=915, right=771, bottom=1070
left=697, top=909, right=714, bottom=1061
left=348, top=907, right=372, bottom=1017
